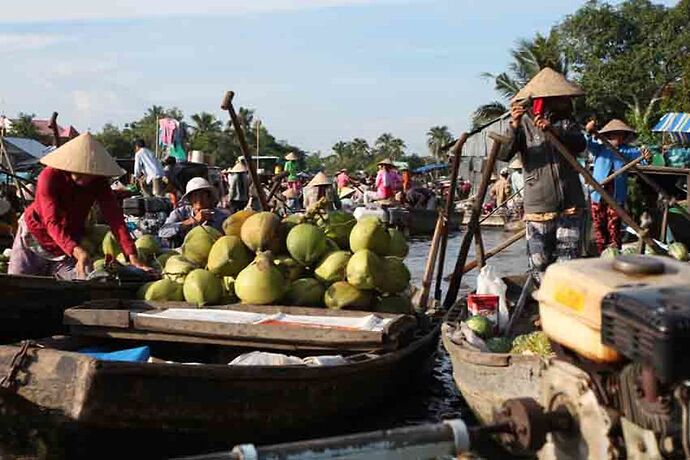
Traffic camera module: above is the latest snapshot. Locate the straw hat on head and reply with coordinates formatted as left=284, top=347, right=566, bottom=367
left=0, top=198, right=10, bottom=216
left=377, top=158, right=394, bottom=167
left=509, top=157, right=523, bottom=169
left=180, top=177, right=218, bottom=203
left=283, top=188, right=299, bottom=199
left=285, top=152, right=298, bottom=161
left=339, top=187, right=356, bottom=199
left=599, top=119, right=636, bottom=136
left=512, top=67, right=584, bottom=102
left=307, top=172, right=331, bottom=188
left=40, top=132, right=125, bottom=177
left=490, top=172, right=499, bottom=181
left=230, top=161, right=248, bottom=173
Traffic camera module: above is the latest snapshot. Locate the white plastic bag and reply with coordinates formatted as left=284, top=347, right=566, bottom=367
left=476, top=265, right=509, bottom=333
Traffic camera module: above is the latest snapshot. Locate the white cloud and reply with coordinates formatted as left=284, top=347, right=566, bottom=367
left=0, top=0, right=387, bottom=23
left=0, top=33, right=65, bottom=52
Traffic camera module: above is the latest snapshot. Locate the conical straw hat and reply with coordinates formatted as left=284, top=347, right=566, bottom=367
left=599, top=119, right=636, bottom=135
left=285, top=152, right=298, bottom=161
left=230, top=161, right=248, bottom=173
left=377, top=158, right=394, bottom=167
left=509, top=157, right=523, bottom=169
left=307, top=172, right=331, bottom=187
left=513, top=67, right=584, bottom=102
left=40, top=132, right=125, bottom=177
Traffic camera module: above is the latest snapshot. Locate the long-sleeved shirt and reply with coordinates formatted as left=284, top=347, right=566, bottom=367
left=134, top=148, right=165, bottom=183
left=24, top=167, right=136, bottom=258
left=158, top=205, right=230, bottom=240
left=375, top=170, right=399, bottom=199
left=227, top=172, right=250, bottom=202
left=586, top=135, right=642, bottom=204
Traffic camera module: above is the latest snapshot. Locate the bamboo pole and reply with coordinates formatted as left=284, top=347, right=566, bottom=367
left=434, top=132, right=469, bottom=302
left=443, top=134, right=504, bottom=309
left=414, top=215, right=444, bottom=311
left=539, top=123, right=663, bottom=254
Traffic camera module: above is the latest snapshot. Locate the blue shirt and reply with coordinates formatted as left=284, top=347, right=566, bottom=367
left=158, top=205, right=230, bottom=241
left=134, top=148, right=165, bottom=183
left=586, top=135, right=642, bottom=204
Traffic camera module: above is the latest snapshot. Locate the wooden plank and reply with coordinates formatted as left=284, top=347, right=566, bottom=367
left=63, top=308, right=132, bottom=329
left=68, top=326, right=384, bottom=352
left=132, top=314, right=387, bottom=348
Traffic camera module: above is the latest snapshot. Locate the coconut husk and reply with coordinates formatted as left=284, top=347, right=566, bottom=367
left=307, top=172, right=331, bottom=187
left=599, top=119, right=636, bottom=135
left=513, top=67, right=584, bottom=102
left=40, top=132, right=124, bottom=177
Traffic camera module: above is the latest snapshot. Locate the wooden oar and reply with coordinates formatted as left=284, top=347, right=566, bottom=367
left=443, top=133, right=505, bottom=309
left=412, top=215, right=444, bottom=311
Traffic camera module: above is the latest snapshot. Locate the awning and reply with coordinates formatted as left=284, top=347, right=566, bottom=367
left=1, top=136, right=50, bottom=169
left=653, top=113, right=690, bottom=144
left=413, top=163, right=448, bottom=174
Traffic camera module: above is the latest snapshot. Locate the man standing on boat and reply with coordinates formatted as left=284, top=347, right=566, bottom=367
left=498, top=68, right=587, bottom=282
left=584, top=119, right=650, bottom=254
left=132, top=139, right=165, bottom=197
left=226, top=160, right=251, bottom=214
left=8, top=133, right=151, bottom=279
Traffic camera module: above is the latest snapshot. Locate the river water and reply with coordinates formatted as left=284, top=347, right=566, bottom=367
left=0, top=229, right=528, bottom=459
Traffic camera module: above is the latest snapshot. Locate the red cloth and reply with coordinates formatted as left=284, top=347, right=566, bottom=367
left=24, top=167, right=136, bottom=258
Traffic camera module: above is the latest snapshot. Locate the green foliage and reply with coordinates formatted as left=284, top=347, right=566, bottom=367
left=95, top=123, right=134, bottom=158
left=8, top=113, right=42, bottom=141
left=426, top=126, right=453, bottom=159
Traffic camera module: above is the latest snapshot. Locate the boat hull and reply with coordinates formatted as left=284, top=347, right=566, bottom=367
left=0, top=274, right=140, bottom=343
left=0, top=324, right=440, bottom=449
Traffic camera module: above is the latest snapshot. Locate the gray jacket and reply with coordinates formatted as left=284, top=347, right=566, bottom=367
left=498, top=117, right=586, bottom=215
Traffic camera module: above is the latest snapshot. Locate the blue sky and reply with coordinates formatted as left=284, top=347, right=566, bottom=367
left=0, top=0, right=679, bottom=155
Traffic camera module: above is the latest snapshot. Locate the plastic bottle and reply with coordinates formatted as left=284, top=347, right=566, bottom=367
left=476, top=265, right=509, bottom=333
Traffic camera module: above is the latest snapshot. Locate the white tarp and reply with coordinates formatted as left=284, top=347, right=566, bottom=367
left=134, top=308, right=392, bottom=332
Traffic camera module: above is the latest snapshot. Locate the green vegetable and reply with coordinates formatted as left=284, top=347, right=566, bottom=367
left=600, top=247, right=621, bottom=259
left=510, top=331, right=553, bottom=357
left=464, top=315, right=494, bottom=339
left=486, top=337, right=513, bottom=353
left=668, top=242, right=689, bottom=262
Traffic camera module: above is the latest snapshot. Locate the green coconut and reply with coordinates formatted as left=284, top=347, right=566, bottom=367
left=93, top=258, right=106, bottom=272
left=319, top=211, right=356, bottom=249
left=240, top=212, right=281, bottom=252
left=182, top=225, right=222, bottom=266
left=387, top=228, right=409, bottom=258
left=324, top=281, right=374, bottom=310
left=621, top=247, right=638, bottom=256
left=285, top=278, right=326, bottom=307
left=669, top=242, right=689, bottom=261
left=314, top=251, right=351, bottom=285
left=235, top=252, right=286, bottom=304
left=222, top=210, right=256, bottom=237
left=376, top=257, right=411, bottom=294
left=154, top=250, right=178, bottom=270
left=273, top=255, right=306, bottom=282
left=137, top=281, right=154, bottom=300
left=144, top=278, right=184, bottom=301
left=164, top=255, right=198, bottom=283
left=600, top=247, right=622, bottom=260
left=135, top=235, right=161, bottom=260
left=206, top=236, right=252, bottom=277
left=349, top=218, right=390, bottom=255
left=102, top=231, right=122, bottom=258
left=183, top=269, right=224, bottom=306
left=116, top=252, right=128, bottom=265
left=374, top=295, right=413, bottom=314
left=286, top=223, right=328, bottom=267
left=346, top=249, right=383, bottom=290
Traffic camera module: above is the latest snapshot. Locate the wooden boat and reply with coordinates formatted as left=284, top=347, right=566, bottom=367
left=0, top=273, right=142, bottom=343
left=441, top=277, right=545, bottom=425
left=0, top=301, right=440, bottom=456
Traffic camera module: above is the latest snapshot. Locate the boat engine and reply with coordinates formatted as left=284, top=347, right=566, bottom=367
left=122, top=196, right=172, bottom=238
left=496, top=256, right=690, bottom=459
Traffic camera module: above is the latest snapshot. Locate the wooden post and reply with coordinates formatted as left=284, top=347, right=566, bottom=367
left=221, top=91, right=269, bottom=211
left=433, top=132, right=469, bottom=302
left=540, top=125, right=664, bottom=254
left=414, top=216, right=444, bottom=311
left=474, top=225, right=486, bottom=269
left=443, top=134, right=504, bottom=309
left=660, top=201, right=669, bottom=244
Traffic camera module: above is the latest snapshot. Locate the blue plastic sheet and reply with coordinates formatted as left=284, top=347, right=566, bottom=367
left=78, top=345, right=151, bottom=362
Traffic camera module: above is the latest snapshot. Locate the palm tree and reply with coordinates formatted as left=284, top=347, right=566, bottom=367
left=374, top=133, right=394, bottom=158
left=471, top=101, right=509, bottom=129
left=332, top=141, right=351, bottom=162
left=388, top=137, right=406, bottom=160
left=351, top=138, right=370, bottom=158
left=190, top=112, right=222, bottom=134
left=426, top=126, right=453, bottom=160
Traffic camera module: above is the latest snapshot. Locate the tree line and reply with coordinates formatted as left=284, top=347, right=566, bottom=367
left=473, top=0, right=690, bottom=143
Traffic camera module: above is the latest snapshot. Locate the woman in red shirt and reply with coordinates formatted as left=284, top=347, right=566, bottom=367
left=8, top=133, right=150, bottom=279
